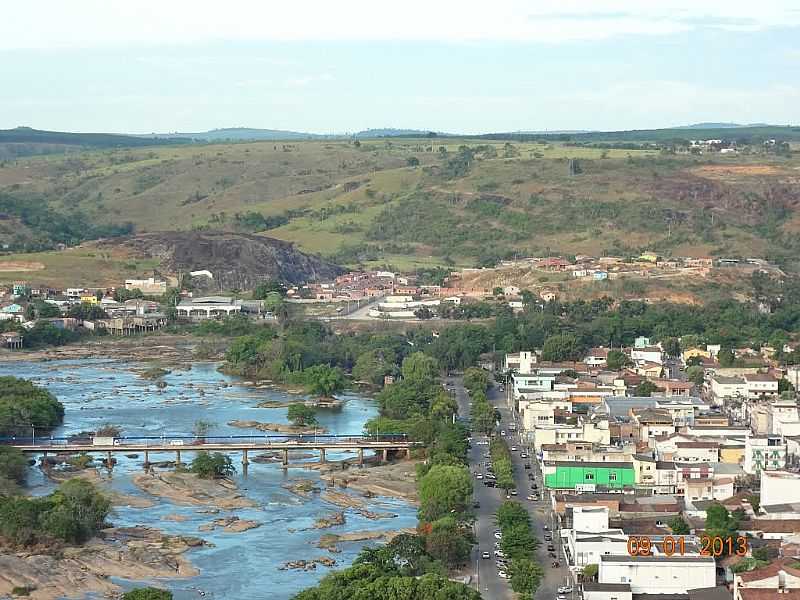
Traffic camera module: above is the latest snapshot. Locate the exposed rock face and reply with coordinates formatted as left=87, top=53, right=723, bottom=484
left=102, top=230, right=344, bottom=289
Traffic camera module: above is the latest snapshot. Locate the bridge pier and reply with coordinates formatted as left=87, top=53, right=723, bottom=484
left=282, top=449, right=289, bottom=467
left=143, top=450, right=150, bottom=469
left=175, top=449, right=182, bottom=468
left=380, top=448, right=387, bottom=463
left=319, top=448, right=326, bottom=464
left=107, top=450, right=113, bottom=470
left=242, top=449, right=249, bottom=477
left=358, top=448, right=364, bottom=467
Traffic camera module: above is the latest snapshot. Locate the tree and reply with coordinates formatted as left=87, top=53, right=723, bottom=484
left=606, top=350, right=631, bottom=370
left=635, top=380, right=658, bottom=397
left=0, top=447, right=27, bottom=486
left=704, top=503, right=740, bottom=553
left=287, top=404, right=319, bottom=427
left=402, top=353, right=439, bottom=385
left=718, top=348, right=735, bottom=367
left=463, top=367, right=490, bottom=394
left=353, top=348, right=396, bottom=386
left=253, top=280, right=287, bottom=299
left=582, top=563, right=598, bottom=580
left=424, top=516, right=472, bottom=568
left=662, top=337, right=681, bottom=358
left=508, top=558, right=544, bottom=596
left=122, top=589, right=173, bottom=600
left=192, top=420, right=215, bottom=440
left=39, top=479, right=111, bottom=544
left=668, top=516, right=690, bottom=535
left=418, top=465, right=472, bottom=522
left=686, top=365, right=706, bottom=386
left=541, top=333, right=582, bottom=362
left=429, top=391, right=458, bottom=422
left=0, top=376, right=65, bottom=437
left=303, top=365, right=345, bottom=397
left=406, top=156, right=420, bottom=167
left=190, top=452, right=235, bottom=479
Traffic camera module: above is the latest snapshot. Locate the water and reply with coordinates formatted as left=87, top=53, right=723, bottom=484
left=0, top=359, right=417, bottom=599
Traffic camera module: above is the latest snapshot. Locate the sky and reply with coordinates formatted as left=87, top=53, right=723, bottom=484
left=1, top=0, right=799, bottom=134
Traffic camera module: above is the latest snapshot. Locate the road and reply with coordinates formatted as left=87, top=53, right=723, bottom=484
left=449, top=376, right=570, bottom=600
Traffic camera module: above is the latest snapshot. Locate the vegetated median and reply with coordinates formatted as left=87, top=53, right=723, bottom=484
left=496, top=500, right=544, bottom=597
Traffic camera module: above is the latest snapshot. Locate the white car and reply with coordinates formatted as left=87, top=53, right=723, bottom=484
left=494, top=531, right=502, bottom=539
left=494, top=550, right=505, bottom=558
left=476, top=473, right=483, bottom=479
left=558, top=587, right=573, bottom=594
left=498, top=570, right=508, bottom=579
left=511, top=446, right=518, bottom=451
left=500, top=430, right=506, bottom=436
left=557, top=596, right=567, bottom=600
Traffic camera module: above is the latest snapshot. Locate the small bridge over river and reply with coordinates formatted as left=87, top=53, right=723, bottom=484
left=2, top=434, right=417, bottom=471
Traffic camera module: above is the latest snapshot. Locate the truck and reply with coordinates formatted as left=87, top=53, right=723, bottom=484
left=92, top=436, right=118, bottom=446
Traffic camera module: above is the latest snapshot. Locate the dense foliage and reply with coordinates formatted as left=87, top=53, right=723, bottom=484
left=496, top=501, right=543, bottom=596
left=287, top=404, right=318, bottom=427
left=0, top=479, right=110, bottom=546
left=190, top=452, right=236, bottom=479
left=122, top=588, right=173, bottom=600
left=0, top=447, right=28, bottom=488
left=0, top=376, right=64, bottom=437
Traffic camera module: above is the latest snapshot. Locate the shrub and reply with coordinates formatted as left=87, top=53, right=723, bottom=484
left=122, top=588, right=173, bottom=600
left=190, top=452, right=235, bottom=480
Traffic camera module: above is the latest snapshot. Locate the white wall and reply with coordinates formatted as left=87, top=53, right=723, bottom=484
left=599, top=557, right=716, bottom=594
left=761, top=470, right=800, bottom=506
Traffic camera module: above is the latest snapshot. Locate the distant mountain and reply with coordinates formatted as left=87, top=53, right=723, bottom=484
left=354, top=128, right=447, bottom=138
left=676, top=122, right=772, bottom=129
left=0, top=126, right=187, bottom=148
left=142, top=127, right=331, bottom=142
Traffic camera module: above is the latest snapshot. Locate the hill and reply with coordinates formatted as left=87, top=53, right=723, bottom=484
left=142, top=127, right=330, bottom=141
left=1, top=135, right=799, bottom=285
left=100, top=231, right=344, bottom=289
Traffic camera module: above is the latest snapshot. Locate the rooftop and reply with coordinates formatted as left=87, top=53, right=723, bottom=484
left=600, top=554, right=715, bottom=563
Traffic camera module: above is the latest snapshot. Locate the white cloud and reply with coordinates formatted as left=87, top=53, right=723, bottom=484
left=3, top=0, right=800, bottom=49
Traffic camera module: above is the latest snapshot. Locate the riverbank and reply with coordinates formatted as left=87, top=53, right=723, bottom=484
left=0, top=527, right=204, bottom=600
left=228, top=419, right=329, bottom=435
left=320, top=460, right=420, bottom=505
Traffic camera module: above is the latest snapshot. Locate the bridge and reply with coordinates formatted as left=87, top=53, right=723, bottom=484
left=2, top=434, right=418, bottom=471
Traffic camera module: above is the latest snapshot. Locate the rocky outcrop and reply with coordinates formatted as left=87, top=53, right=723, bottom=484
left=227, top=420, right=328, bottom=435
left=101, top=230, right=343, bottom=289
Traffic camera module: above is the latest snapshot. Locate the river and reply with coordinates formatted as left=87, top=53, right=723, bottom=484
left=0, top=358, right=417, bottom=600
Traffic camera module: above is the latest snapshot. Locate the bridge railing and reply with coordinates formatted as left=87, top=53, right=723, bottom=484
left=0, top=433, right=410, bottom=447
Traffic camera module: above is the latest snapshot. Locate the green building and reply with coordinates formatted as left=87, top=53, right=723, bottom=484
left=543, top=461, right=636, bottom=490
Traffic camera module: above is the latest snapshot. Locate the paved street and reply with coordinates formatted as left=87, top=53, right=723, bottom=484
left=449, top=376, right=571, bottom=600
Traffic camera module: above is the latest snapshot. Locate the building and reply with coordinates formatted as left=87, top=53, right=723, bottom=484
left=709, top=375, right=748, bottom=403
left=734, top=557, right=800, bottom=599
left=598, top=555, right=716, bottom=595
left=0, top=331, right=23, bottom=349
left=504, top=351, right=537, bottom=374
left=124, top=277, right=167, bottom=296
left=744, top=435, right=787, bottom=474
left=532, top=419, right=611, bottom=450
left=585, top=347, right=610, bottom=367
left=543, top=461, right=636, bottom=491
left=564, top=506, right=629, bottom=573
left=761, top=470, right=800, bottom=508
left=631, top=346, right=664, bottom=365
left=176, top=296, right=244, bottom=319
left=743, top=373, right=779, bottom=399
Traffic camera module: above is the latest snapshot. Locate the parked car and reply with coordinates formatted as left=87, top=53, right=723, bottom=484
left=548, top=552, right=556, bottom=559
left=558, top=586, right=573, bottom=594
left=494, top=550, right=506, bottom=558
left=543, top=525, right=550, bottom=531
left=524, top=463, right=530, bottom=470
left=476, top=473, right=483, bottom=479
left=544, top=534, right=552, bottom=541
left=526, top=494, right=537, bottom=501
left=551, top=561, right=560, bottom=568
left=473, top=501, right=481, bottom=509
left=498, top=570, right=508, bottom=579
left=547, top=545, right=555, bottom=551
left=510, top=489, right=517, bottom=496
left=494, top=531, right=502, bottom=539
left=510, top=446, right=518, bottom=451
left=481, top=551, right=490, bottom=559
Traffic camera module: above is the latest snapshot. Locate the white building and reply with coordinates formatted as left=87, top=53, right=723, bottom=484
left=769, top=399, right=800, bottom=436
left=761, top=470, right=800, bottom=508
left=631, top=346, right=664, bottom=365
left=533, top=419, right=610, bottom=451
left=124, top=277, right=167, bottom=295
left=744, top=435, right=787, bottom=474
left=504, top=351, right=537, bottom=374
left=520, top=398, right=572, bottom=429
left=565, top=507, right=628, bottom=573
left=598, top=555, right=716, bottom=594
left=744, top=373, right=779, bottom=399
left=709, top=375, right=748, bottom=402
left=512, top=372, right=555, bottom=399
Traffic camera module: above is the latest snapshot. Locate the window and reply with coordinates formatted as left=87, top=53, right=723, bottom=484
left=609, top=472, right=617, bottom=481
left=585, top=473, right=594, bottom=481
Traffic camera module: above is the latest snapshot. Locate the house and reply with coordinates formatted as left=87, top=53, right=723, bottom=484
left=653, top=379, right=694, bottom=397
left=598, top=555, right=716, bottom=594
left=743, top=373, right=779, bottom=399
left=124, top=277, right=167, bottom=296
left=744, top=435, right=787, bottom=474
left=593, top=271, right=609, bottom=281
left=80, top=295, right=99, bottom=305
left=631, top=346, right=664, bottom=365
left=734, top=557, right=800, bottom=599
left=761, top=470, right=800, bottom=508
left=176, top=296, right=244, bottom=319
left=683, top=347, right=712, bottom=365
left=710, top=375, right=748, bottom=403
left=0, top=331, right=23, bottom=349
left=564, top=506, right=628, bottom=574
left=634, top=361, right=664, bottom=378
left=532, top=419, right=611, bottom=450
left=585, top=347, right=610, bottom=367
left=631, top=408, right=676, bottom=445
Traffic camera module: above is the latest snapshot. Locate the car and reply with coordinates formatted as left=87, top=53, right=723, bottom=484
left=551, top=561, right=560, bottom=568
left=481, top=551, right=490, bottom=559
left=501, top=431, right=506, bottom=436
left=543, top=525, right=550, bottom=531
left=496, top=561, right=508, bottom=569
left=524, top=463, right=530, bottom=470
left=520, top=453, right=528, bottom=458
left=498, top=570, right=508, bottom=579
left=494, top=532, right=502, bottom=539
left=548, top=552, right=556, bottom=558
left=526, top=494, right=536, bottom=501
left=510, top=489, right=518, bottom=496
left=527, top=473, right=535, bottom=479
left=485, top=480, right=496, bottom=487
left=511, top=446, right=518, bottom=451
left=558, top=587, right=573, bottom=594
left=476, top=473, right=483, bottom=479
left=558, top=596, right=567, bottom=600
left=544, top=534, right=552, bottom=541
left=494, top=550, right=505, bottom=558
left=547, top=545, right=555, bottom=552
left=473, top=501, right=481, bottom=509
